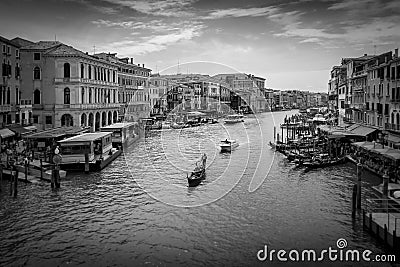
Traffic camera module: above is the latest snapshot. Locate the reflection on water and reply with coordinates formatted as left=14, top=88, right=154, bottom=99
left=0, top=111, right=391, bottom=266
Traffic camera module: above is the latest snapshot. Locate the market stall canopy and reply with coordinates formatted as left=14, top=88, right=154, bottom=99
left=348, top=125, right=378, bottom=137
left=0, top=128, right=15, bottom=138
left=352, top=141, right=374, bottom=147
left=187, top=111, right=206, bottom=116
left=383, top=150, right=400, bottom=161
left=9, top=125, right=37, bottom=136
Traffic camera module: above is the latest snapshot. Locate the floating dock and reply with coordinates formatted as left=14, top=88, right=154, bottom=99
left=363, top=211, right=400, bottom=249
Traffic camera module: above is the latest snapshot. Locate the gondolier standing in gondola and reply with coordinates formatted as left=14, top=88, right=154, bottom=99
left=202, top=153, right=207, bottom=168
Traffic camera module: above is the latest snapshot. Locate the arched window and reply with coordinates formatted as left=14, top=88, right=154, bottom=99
left=33, top=67, right=41, bottom=80
left=33, top=89, right=41, bottom=104
left=397, top=113, right=400, bottom=126
left=64, top=87, right=70, bottom=104
left=88, top=65, right=92, bottom=79
left=81, top=87, right=85, bottom=104
left=64, top=63, right=70, bottom=78
left=80, top=63, right=84, bottom=78
left=89, top=88, right=92, bottom=103
left=61, top=114, right=74, bottom=127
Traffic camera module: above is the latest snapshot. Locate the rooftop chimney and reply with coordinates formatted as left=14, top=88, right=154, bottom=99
left=142, top=64, right=145, bottom=68
left=364, top=54, right=367, bottom=56
left=130, top=58, right=133, bottom=64
left=395, top=48, right=399, bottom=58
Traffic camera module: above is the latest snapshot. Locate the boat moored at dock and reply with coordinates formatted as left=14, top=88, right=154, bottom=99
left=224, top=114, right=244, bottom=124
left=58, top=132, right=122, bottom=172
left=100, top=122, right=139, bottom=149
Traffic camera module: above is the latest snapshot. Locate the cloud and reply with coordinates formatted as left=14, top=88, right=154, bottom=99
left=96, top=24, right=204, bottom=56
left=204, top=6, right=279, bottom=19
left=100, top=0, right=197, bottom=17
left=271, top=0, right=400, bottom=47
left=92, top=19, right=183, bottom=32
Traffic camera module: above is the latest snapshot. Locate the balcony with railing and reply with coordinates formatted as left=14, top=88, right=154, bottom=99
left=390, top=98, right=400, bottom=103
left=54, top=103, right=121, bottom=110
left=54, top=77, right=118, bottom=87
left=0, top=104, right=11, bottom=112
left=385, top=123, right=400, bottom=132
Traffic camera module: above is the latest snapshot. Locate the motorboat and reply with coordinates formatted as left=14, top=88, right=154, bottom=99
left=224, top=114, right=244, bottom=124
left=220, top=139, right=239, bottom=152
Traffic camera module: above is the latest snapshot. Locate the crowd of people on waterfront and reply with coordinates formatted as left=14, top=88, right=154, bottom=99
left=349, top=146, right=400, bottom=182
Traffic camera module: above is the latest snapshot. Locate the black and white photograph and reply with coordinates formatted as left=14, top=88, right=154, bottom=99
left=0, top=0, right=400, bottom=266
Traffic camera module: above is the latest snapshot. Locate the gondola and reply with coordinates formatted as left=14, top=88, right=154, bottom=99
left=187, top=168, right=206, bottom=187
left=303, top=157, right=345, bottom=169
left=187, top=154, right=207, bottom=187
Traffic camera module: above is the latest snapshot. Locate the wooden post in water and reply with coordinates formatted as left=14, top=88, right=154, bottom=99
left=24, top=159, right=28, bottom=182
left=273, top=127, right=276, bottom=143
left=0, top=164, right=2, bottom=193
left=383, top=172, right=389, bottom=212
left=51, top=164, right=55, bottom=189
left=352, top=184, right=357, bottom=219
left=356, top=163, right=362, bottom=209
left=281, top=126, right=284, bottom=143
left=84, top=153, right=89, bottom=174
left=40, top=159, right=43, bottom=179
left=383, top=172, right=389, bottom=197
left=54, top=164, right=60, bottom=188
left=11, top=165, right=18, bottom=198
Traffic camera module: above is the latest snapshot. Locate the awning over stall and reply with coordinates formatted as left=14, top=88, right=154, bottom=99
left=0, top=128, right=15, bottom=139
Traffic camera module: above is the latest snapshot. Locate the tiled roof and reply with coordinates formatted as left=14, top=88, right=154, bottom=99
left=45, top=43, right=88, bottom=58
left=21, top=41, right=61, bottom=50
left=10, top=37, right=35, bottom=48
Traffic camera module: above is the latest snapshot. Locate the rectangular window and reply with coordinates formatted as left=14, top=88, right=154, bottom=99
left=2, top=44, right=5, bottom=53
left=7, top=46, right=10, bottom=55
left=372, top=103, right=374, bottom=110
left=33, top=115, right=39, bottom=123
left=34, top=53, right=40, bottom=60
left=45, top=116, right=52, bottom=124
left=16, top=49, right=19, bottom=58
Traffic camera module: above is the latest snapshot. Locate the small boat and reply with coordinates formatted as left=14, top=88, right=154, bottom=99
left=162, top=121, right=172, bottom=129
left=224, top=114, right=244, bottom=124
left=220, top=139, right=239, bottom=152
left=187, top=154, right=207, bottom=187
left=302, top=156, right=345, bottom=169
left=208, top=118, right=218, bottom=124
left=171, top=122, right=186, bottom=129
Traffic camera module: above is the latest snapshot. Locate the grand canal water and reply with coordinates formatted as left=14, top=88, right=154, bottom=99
left=0, top=110, right=394, bottom=266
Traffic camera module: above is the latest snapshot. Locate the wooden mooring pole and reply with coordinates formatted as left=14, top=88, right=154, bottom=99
left=11, top=165, right=18, bottom=198
left=55, top=164, right=60, bottom=189
left=51, top=164, right=55, bottom=189
left=84, top=153, right=89, bottom=174
left=352, top=184, right=357, bottom=219
left=40, top=159, right=43, bottom=179
left=356, top=163, right=362, bottom=209
left=24, top=159, right=28, bottom=182
left=0, top=164, right=2, bottom=193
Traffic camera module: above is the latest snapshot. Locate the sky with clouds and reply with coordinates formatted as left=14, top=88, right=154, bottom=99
left=1, top=0, right=399, bottom=92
